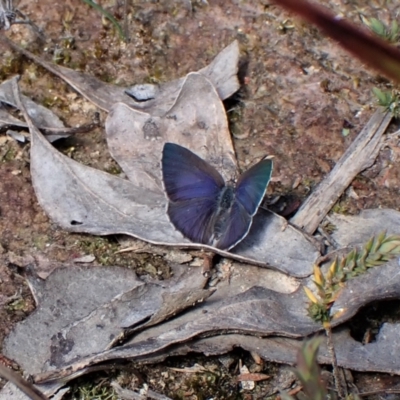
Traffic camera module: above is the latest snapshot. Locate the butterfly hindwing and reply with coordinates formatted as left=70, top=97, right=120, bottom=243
left=213, top=200, right=252, bottom=250
left=235, top=157, right=273, bottom=215
left=167, top=197, right=218, bottom=244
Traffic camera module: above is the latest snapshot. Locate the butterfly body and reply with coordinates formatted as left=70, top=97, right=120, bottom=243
left=162, top=143, right=273, bottom=250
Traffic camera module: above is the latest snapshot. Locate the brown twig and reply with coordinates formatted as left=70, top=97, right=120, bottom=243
left=0, top=363, right=49, bottom=400
left=291, top=109, right=392, bottom=234
left=324, top=325, right=345, bottom=399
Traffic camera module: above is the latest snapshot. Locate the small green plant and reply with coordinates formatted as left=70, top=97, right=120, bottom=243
left=74, top=381, right=118, bottom=400
left=372, top=87, right=400, bottom=117
left=280, top=339, right=327, bottom=400
left=361, top=16, right=400, bottom=43
left=281, top=339, right=361, bottom=400
left=302, top=232, right=400, bottom=398
left=305, top=232, right=400, bottom=324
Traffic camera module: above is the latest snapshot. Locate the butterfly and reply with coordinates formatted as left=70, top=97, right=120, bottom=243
left=161, top=143, right=273, bottom=250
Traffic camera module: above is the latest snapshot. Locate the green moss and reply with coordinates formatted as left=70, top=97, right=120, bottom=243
left=147, top=65, right=167, bottom=84
left=301, top=177, right=314, bottom=189
left=33, top=234, right=49, bottom=250
left=53, top=48, right=72, bottom=65
left=174, top=370, right=241, bottom=400
left=227, top=104, right=244, bottom=138
left=331, top=200, right=349, bottom=214
left=76, top=237, right=170, bottom=278
left=1, top=145, right=17, bottom=162
left=0, top=52, right=24, bottom=81
left=322, top=222, right=337, bottom=234
left=104, top=163, right=122, bottom=175
left=78, top=237, right=120, bottom=266
left=135, top=253, right=169, bottom=278
left=6, top=298, right=28, bottom=312
left=67, top=377, right=118, bottom=400
left=78, top=385, right=117, bottom=400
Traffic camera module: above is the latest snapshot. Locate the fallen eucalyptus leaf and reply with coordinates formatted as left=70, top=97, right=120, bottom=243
left=1, top=36, right=240, bottom=113
left=46, top=266, right=211, bottom=367
left=0, top=382, right=68, bottom=400
left=0, top=77, right=69, bottom=142
left=106, top=72, right=237, bottom=192
left=4, top=259, right=298, bottom=389
left=0, top=107, right=24, bottom=129
left=329, top=258, right=400, bottom=324
left=137, top=323, right=400, bottom=375
left=6, top=245, right=400, bottom=390
left=4, top=265, right=143, bottom=375
left=329, top=209, right=400, bottom=248
left=4, top=47, right=319, bottom=277
left=32, top=254, right=400, bottom=385
left=30, top=264, right=313, bottom=385
left=2, top=263, right=211, bottom=396
left=6, top=129, right=28, bottom=142
left=23, top=73, right=318, bottom=277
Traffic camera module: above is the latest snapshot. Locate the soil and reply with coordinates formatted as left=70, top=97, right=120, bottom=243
left=1, top=0, right=400, bottom=399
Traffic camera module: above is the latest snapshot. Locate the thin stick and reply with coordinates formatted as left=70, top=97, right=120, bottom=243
left=324, top=324, right=345, bottom=399
left=0, top=363, right=49, bottom=400
left=291, top=109, right=392, bottom=234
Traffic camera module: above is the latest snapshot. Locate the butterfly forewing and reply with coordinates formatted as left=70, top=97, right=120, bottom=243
left=162, top=143, right=225, bottom=245
left=162, top=143, right=225, bottom=202
left=235, top=158, right=273, bottom=215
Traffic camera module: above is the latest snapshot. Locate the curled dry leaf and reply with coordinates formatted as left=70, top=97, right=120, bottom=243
left=24, top=254, right=400, bottom=387
left=23, top=72, right=319, bottom=277
left=4, top=262, right=210, bottom=376
left=1, top=37, right=241, bottom=113
left=329, top=209, right=400, bottom=248
left=237, top=373, right=271, bottom=382
left=0, top=77, right=100, bottom=141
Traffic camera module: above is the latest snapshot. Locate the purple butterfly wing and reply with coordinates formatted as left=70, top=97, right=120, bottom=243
left=162, top=143, right=225, bottom=201
left=214, top=157, right=273, bottom=250
left=162, top=143, right=225, bottom=244
left=214, top=200, right=252, bottom=250
left=167, top=198, right=217, bottom=244
left=235, top=157, right=273, bottom=215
